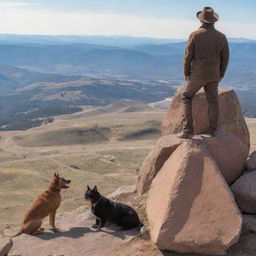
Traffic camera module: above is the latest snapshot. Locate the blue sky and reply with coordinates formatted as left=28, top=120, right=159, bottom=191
left=0, top=0, right=255, bottom=38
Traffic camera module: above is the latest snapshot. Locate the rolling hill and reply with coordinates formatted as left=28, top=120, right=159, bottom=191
left=0, top=77, right=175, bottom=130
left=0, top=66, right=82, bottom=95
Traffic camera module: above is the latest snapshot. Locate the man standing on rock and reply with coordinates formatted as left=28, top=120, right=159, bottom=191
left=178, top=7, right=229, bottom=139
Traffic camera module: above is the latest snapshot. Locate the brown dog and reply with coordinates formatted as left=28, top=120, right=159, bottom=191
left=7, top=173, right=71, bottom=237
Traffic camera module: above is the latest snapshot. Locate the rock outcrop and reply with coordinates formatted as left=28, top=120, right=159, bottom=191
left=162, top=88, right=250, bottom=150
left=231, top=171, right=256, bottom=214
left=137, top=133, right=248, bottom=195
left=137, top=87, right=250, bottom=254
left=146, top=141, right=242, bottom=255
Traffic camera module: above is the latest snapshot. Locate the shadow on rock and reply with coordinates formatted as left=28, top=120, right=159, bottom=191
left=161, top=250, right=198, bottom=256
left=100, top=227, right=139, bottom=240
left=37, top=227, right=91, bottom=240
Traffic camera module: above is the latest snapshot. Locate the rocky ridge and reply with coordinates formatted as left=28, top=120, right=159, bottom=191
left=137, top=88, right=255, bottom=255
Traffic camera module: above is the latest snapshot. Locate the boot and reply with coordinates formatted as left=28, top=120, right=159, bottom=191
left=205, top=129, right=217, bottom=137
left=177, top=132, right=193, bottom=139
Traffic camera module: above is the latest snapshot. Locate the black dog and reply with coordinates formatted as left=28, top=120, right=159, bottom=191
left=84, top=185, right=143, bottom=231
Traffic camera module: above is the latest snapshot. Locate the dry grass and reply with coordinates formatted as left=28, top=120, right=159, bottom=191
left=0, top=144, right=152, bottom=231
left=13, top=126, right=111, bottom=147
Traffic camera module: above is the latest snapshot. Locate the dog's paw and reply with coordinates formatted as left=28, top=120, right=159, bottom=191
left=32, top=229, right=44, bottom=236
left=90, top=226, right=101, bottom=232
left=51, top=227, right=61, bottom=233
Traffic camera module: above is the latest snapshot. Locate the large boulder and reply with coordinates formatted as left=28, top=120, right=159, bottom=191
left=137, top=135, right=185, bottom=195
left=162, top=88, right=250, bottom=151
left=146, top=141, right=242, bottom=255
left=231, top=171, right=256, bottom=214
left=137, top=133, right=248, bottom=195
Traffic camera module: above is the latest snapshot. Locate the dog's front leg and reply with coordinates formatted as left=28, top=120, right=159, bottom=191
left=91, top=218, right=101, bottom=231
left=49, top=210, right=59, bottom=232
left=99, top=218, right=106, bottom=229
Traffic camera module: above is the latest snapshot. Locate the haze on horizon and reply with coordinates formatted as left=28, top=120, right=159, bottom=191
left=0, top=0, right=255, bottom=39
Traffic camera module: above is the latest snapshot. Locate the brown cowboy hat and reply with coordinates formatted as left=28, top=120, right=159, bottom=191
left=197, top=7, right=219, bottom=23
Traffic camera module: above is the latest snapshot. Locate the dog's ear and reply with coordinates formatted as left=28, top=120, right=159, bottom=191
left=87, top=185, right=91, bottom=190
left=54, top=173, right=59, bottom=179
left=93, top=185, right=98, bottom=192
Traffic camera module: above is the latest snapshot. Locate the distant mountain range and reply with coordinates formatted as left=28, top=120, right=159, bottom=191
left=0, top=35, right=255, bottom=88
left=0, top=34, right=255, bottom=46
left=0, top=34, right=186, bottom=47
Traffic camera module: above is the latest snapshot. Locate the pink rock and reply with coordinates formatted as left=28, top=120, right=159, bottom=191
left=137, top=133, right=248, bottom=195
left=162, top=88, right=250, bottom=151
left=136, top=134, right=184, bottom=195
left=147, top=141, right=242, bottom=255
left=202, top=133, right=248, bottom=184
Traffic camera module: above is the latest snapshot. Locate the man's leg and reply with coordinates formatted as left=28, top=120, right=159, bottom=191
left=180, top=79, right=204, bottom=137
left=204, top=81, right=219, bottom=135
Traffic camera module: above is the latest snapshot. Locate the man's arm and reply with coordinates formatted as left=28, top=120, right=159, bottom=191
left=184, top=33, right=195, bottom=80
left=220, top=36, right=229, bottom=78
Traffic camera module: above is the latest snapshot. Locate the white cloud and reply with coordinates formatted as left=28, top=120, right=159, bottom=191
left=0, top=10, right=198, bottom=38
left=0, top=6, right=255, bottom=39
left=217, top=22, right=256, bottom=39
left=0, top=2, right=33, bottom=9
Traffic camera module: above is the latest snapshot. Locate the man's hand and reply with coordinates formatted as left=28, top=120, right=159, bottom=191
left=184, top=75, right=190, bottom=81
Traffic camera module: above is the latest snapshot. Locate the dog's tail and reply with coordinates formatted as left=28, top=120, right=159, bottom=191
left=137, top=221, right=144, bottom=231
left=137, top=221, right=147, bottom=236
left=5, top=230, right=23, bottom=238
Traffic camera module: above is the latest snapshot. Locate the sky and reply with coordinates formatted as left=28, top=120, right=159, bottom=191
left=0, top=0, right=255, bottom=39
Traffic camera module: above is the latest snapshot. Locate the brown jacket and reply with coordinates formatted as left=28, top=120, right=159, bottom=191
left=184, top=23, right=229, bottom=82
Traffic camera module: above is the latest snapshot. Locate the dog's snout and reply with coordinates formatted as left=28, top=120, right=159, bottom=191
left=65, top=179, right=71, bottom=184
